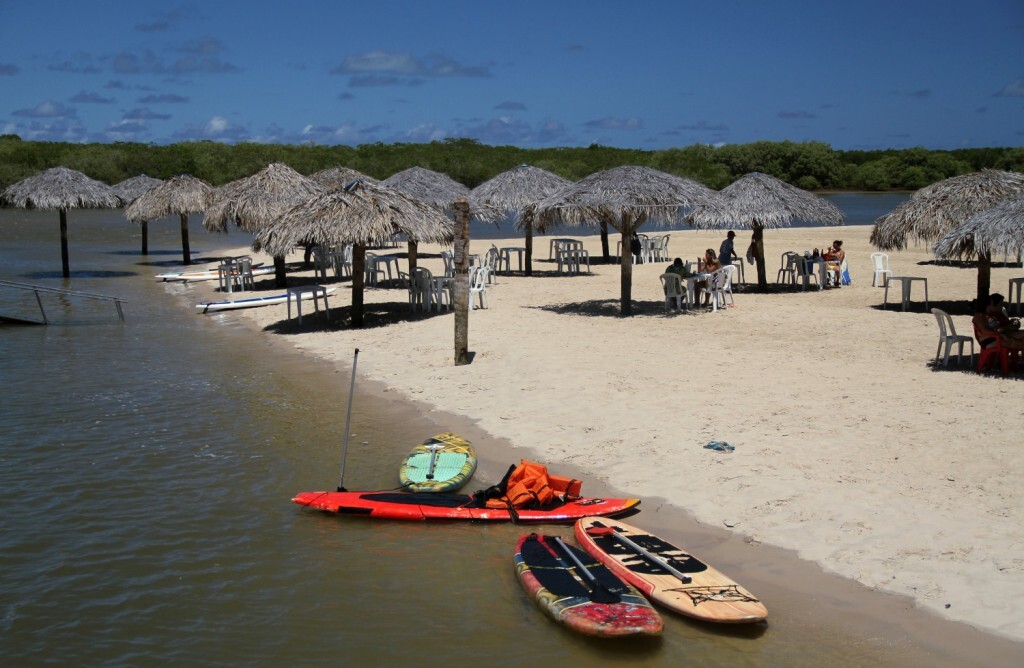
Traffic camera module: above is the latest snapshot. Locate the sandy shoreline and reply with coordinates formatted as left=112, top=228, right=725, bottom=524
left=191, top=225, right=1022, bottom=651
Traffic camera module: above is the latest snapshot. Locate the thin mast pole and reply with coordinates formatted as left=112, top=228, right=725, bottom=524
left=337, top=348, right=360, bottom=491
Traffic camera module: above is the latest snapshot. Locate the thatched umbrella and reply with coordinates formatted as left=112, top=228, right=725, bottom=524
left=470, top=164, right=572, bottom=276
left=255, top=179, right=454, bottom=327
left=933, top=193, right=1024, bottom=302
left=310, top=166, right=378, bottom=190
left=534, top=166, right=721, bottom=316
left=125, top=174, right=212, bottom=266
left=688, top=172, right=844, bottom=289
left=872, top=169, right=1024, bottom=302
left=204, top=163, right=324, bottom=287
left=382, top=167, right=470, bottom=272
left=113, top=174, right=164, bottom=255
left=2, top=166, right=121, bottom=278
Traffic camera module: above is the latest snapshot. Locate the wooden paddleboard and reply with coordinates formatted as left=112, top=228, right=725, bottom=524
left=399, top=433, right=477, bottom=493
left=574, top=517, right=767, bottom=624
left=514, top=533, right=662, bottom=637
left=293, top=491, right=639, bottom=522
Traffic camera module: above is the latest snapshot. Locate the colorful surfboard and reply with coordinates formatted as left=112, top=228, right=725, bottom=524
left=399, top=433, right=476, bottom=493
left=574, top=517, right=767, bottom=623
left=514, top=533, right=662, bottom=637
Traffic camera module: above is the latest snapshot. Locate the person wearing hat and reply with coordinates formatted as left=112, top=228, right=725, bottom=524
left=719, top=230, right=737, bottom=268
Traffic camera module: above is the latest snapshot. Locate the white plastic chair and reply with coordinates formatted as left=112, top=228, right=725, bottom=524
left=483, top=246, right=501, bottom=285
left=440, top=250, right=455, bottom=277
left=660, top=273, right=684, bottom=312
left=794, top=256, right=821, bottom=290
left=330, top=245, right=352, bottom=278
left=364, top=252, right=387, bottom=287
left=409, top=267, right=431, bottom=311
left=776, top=252, right=798, bottom=285
left=931, top=308, right=974, bottom=368
left=235, top=256, right=255, bottom=291
left=469, top=266, right=488, bottom=309
left=871, top=253, right=892, bottom=287
left=702, top=265, right=735, bottom=312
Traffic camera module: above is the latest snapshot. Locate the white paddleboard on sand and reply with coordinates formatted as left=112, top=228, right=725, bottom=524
left=196, top=287, right=336, bottom=313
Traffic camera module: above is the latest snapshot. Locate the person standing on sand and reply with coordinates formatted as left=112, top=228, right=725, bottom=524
left=719, top=230, right=736, bottom=268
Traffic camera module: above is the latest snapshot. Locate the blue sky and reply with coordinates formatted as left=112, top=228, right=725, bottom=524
left=1, top=0, right=1021, bottom=150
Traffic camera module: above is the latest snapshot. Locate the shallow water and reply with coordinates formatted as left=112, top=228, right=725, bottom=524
left=1, top=205, right=1017, bottom=666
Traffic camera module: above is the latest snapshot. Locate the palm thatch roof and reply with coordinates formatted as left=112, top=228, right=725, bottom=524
left=534, top=165, right=719, bottom=230
left=310, top=166, right=378, bottom=190
left=203, top=163, right=323, bottom=233
left=934, top=194, right=1024, bottom=260
left=254, top=179, right=454, bottom=257
left=2, top=166, right=120, bottom=210
left=871, top=169, right=1024, bottom=251
left=687, top=172, right=843, bottom=230
left=382, top=166, right=469, bottom=212
left=124, top=174, right=212, bottom=222
left=112, top=174, right=164, bottom=205
left=471, top=164, right=572, bottom=231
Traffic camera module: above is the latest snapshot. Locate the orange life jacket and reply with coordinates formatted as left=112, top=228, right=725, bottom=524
left=483, top=460, right=582, bottom=510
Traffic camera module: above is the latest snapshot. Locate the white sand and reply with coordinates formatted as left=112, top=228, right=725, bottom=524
left=198, top=226, right=1024, bottom=642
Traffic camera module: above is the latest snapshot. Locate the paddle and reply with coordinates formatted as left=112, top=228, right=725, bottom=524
left=585, top=524, right=692, bottom=584
left=424, top=443, right=444, bottom=480
left=336, top=348, right=360, bottom=492
left=550, top=535, right=621, bottom=604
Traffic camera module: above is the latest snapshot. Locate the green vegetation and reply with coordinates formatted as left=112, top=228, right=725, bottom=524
left=1, top=134, right=1020, bottom=192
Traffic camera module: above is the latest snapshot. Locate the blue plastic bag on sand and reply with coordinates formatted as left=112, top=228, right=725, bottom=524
left=704, top=441, right=735, bottom=452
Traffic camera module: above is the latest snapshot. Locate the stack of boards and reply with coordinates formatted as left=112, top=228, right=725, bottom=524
left=292, top=432, right=641, bottom=521
left=514, top=518, right=766, bottom=637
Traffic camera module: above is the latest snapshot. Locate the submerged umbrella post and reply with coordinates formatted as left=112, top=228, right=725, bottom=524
left=337, top=348, right=360, bottom=492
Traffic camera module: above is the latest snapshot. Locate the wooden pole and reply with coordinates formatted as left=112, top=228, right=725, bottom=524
left=600, top=220, right=610, bottom=262
left=977, top=252, right=992, bottom=303
left=407, top=240, right=419, bottom=273
left=179, top=213, right=192, bottom=265
left=352, top=243, right=366, bottom=327
left=453, top=198, right=471, bottom=365
left=273, top=255, right=287, bottom=288
left=753, top=222, right=767, bottom=289
left=141, top=220, right=149, bottom=255
left=524, top=213, right=534, bottom=277
left=620, top=223, right=633, bottom=316
left=59, top=208, right=70, bottom=278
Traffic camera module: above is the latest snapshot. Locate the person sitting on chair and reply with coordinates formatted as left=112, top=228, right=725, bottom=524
left=696, top=249, right=721, bottom=305
left=666, top=257, right=691, bottom=280
left=973, top=294, right=1024, bottom=351
left=823, top=240, right=845, bottom=286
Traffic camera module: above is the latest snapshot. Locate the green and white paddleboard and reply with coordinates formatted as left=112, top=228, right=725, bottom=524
left=399, top=433, right=477, bottom=493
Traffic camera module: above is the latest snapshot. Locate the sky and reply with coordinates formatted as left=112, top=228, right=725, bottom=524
left=0, top=0, right=1022, bottom=151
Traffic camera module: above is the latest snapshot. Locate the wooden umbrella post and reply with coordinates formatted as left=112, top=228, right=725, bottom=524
left=453, top=198, right=471, bottom=365
left=59, top=208, right=70, bottom=278
left=179, top=213, right=191, bottom=265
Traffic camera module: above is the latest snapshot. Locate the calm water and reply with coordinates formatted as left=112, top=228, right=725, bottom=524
left=3, top=200, right=1010, bottom=667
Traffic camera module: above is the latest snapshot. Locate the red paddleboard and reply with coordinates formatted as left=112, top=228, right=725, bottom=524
left=292, top=491, right=639, bottom=522
left=514, top=533, right=662, bottom=637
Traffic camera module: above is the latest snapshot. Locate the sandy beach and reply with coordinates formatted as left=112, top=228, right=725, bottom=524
left=194, top=224, right=1023, bottom=646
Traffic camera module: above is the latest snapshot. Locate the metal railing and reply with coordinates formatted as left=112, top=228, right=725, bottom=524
left=0, top=279, right=127, bottom=323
